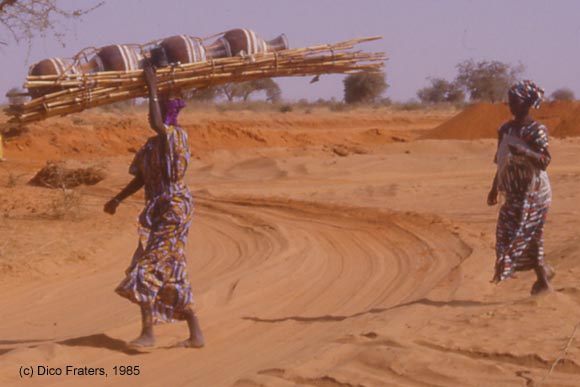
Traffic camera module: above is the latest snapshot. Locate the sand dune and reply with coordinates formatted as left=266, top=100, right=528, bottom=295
left=423, top=101, right=580, bottom=140
left=1, top=108, right=580, bottom=386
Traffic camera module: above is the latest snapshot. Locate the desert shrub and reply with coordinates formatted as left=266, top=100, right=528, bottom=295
left=279, top=104, right=293, bottom=113
left=215, top=100, right=277, bottom=112
left=550, top=88, right=575, bottom=101
left=1, top=124, right=28, bottom=139
left=329, top=102, right=349, bottom=112
left=184, top=86, right=223, bottom=102
left=5, top=173, right=26, bottom=188
left=394, top=100, right=424, bottom=111
left=49, top=188, right=82, bottom=220
left=379, top=97, right=393, bottom=107
left=343, top=71, right=388, bottom=104
left=171, top=100, right=214, bottom=112
left=218, top=79, right=281, bottom=102
left=29, top=161, right=106, bottom=189
left=417, top=78, right=465, bottom=104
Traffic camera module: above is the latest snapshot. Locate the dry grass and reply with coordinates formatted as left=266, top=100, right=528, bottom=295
left=28, top=161, right=106, bottom=189
left=5, top=172, right=25, bottom=188
left=48, top=187, right=82, bottom=220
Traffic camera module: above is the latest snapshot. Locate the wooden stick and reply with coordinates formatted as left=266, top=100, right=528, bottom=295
left=6, top=36, right=387, bottom=123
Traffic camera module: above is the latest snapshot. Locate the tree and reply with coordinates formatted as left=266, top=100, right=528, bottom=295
left=218, top=78, right=281, bottom=102
left=262, top=78, right=282, bottom=103
left=0, top=0, right=103, bottom=46
left=184, top=86, right=223, bottom=102
left=550, top=88, right=575, bottom=101
left=455, top=59, right=524, bottom=103
left=417, top=77, right=465, bottom=104
left=343, top=71, right=388, bottom=104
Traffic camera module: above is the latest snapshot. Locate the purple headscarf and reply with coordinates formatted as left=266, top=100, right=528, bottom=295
left=163, top=98, right=186, bottom=126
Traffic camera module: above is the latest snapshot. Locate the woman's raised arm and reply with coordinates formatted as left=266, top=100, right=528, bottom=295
left=143, top=61, right=165, bottom=136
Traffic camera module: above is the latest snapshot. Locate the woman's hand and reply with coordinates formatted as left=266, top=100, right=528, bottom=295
left=487, top=188, right=498, bottom=206
left=508, top=143, right=548, bottom=170
left=508, top=144, right=528, bottom=156
left=104, top=198, right=120, bottom=215
left=142, top=60, right=157, bottom=87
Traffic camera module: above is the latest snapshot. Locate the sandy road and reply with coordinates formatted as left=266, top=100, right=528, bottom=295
left=0, top=190, right=470, bottom=386
left=2, top=108, right=580, bottom=386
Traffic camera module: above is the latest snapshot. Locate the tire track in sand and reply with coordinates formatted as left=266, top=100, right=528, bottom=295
left=0, top=196, right=471, bottom=386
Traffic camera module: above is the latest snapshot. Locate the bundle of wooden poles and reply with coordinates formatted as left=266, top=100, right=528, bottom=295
left=5, top=36, right=386, bottom=124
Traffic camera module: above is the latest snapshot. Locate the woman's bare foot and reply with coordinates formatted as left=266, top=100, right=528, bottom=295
left=129, top=305, right=155, bottom=347
left=129, top=332, right=155, bottom=347
left=173, top=336, right=205, bottom=348
left=172, top=308, right=205, bottom=348
left=531, top=265, right=554, bottom=295
left=531, top=280, right=553, bottom=296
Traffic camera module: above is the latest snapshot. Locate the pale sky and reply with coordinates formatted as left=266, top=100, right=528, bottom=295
left=1, top=0, right=579, bottom=103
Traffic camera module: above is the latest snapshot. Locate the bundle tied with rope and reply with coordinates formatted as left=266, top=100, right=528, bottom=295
left=4, top=36, right=386, bottom=124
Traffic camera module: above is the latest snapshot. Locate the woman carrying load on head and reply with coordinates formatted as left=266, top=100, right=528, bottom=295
left=487, top=80, right=554, bottom=295
left=103, top=59, right=204, bottom=348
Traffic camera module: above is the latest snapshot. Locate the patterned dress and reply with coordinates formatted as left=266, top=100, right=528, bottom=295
left=116, top=125, right=195, bottom=323
left=493, top=120, right=551, bottom=282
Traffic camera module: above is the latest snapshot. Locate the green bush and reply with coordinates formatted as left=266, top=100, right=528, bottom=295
left=343, top=72, right=388, bottom=104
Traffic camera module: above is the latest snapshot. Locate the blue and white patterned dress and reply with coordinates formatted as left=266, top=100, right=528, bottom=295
left=116, top=125, right=195, bottom=323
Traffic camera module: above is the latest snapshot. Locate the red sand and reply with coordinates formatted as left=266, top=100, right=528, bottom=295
left=1, top=108, right=443, bottom=160
left=423, top=101, right=580, bottom=140
left=2, top=107, right=580, bottom=386
left=553, top=103, right=580, bottom=138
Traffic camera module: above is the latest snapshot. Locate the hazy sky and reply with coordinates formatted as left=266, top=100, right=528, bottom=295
left=1, top=0, right=579, bottom=103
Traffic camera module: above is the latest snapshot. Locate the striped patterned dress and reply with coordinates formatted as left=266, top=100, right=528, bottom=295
left=116, top=125, right=195, bottom=323
left=494, top=120, right=551, bottom=282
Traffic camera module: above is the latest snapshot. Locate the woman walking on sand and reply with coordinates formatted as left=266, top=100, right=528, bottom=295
left=487, top=80, right=553, bottom=295
left=104, top=60, right=204, bottom=348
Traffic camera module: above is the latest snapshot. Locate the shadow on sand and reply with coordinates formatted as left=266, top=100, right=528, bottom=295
left=243, top=298, right=502, bottom=324
left=59, top=334, right=146, bottom=355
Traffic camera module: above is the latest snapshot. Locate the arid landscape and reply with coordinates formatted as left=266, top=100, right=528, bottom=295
left=1, top=103, right=580, bottom=386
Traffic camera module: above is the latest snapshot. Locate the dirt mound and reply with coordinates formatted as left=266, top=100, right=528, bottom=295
left=29, top=161, right=106, bottom=188
left=552, top=104, right=580, bottom=137
left=421, top=103, right=511, bottom=140
left=423, top=101, right=580, bottom=140
left=2, top=108, right=446, bottom=160
left=1, top=110, right=151, bottom=160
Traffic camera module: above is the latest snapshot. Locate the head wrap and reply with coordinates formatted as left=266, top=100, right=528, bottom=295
left=508, top=80, right=545, bottom=109
left=163, top=98, right=186, bottom=126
